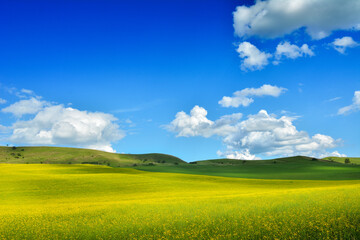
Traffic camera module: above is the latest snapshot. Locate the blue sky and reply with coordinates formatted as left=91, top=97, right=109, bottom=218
left=0, top=0, right=359, bottom=161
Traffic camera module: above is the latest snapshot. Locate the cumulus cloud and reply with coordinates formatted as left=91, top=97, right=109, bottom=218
left=275, top=42, right=314, bottom=60
left=2, top=97, right=49, bottom=117
left=331, top=151, right=347, bottom=158
left=338, top=91, right=360, bottom=115
left=8, top=105, right=124, bottom=152
left=166, top=106, right=342, bottom=159
left=219, top=84, right=286, bottom=108
left=217, top=149, right=261, bottom=160
left=0, top=98, right=6, bottom=104
left=233, top=0, right=360, bottom=40
left=165, top=105, right=242, bottom=138
left=236, top=42, right=272, bottom=71
left=318, top=151, right=347, bottom=158
left=332, top=36, right=359, bottom=54
left=1, top=92, right=125, bottom=152
left=236, top=41, right=316, bottom=70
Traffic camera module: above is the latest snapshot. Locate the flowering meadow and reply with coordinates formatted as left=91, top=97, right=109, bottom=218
left=0, top=164, right=359, bottom=239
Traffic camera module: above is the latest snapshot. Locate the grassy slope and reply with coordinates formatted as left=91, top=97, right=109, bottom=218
left=0, top=164, right=359, bottom=239
left=0, top=147, right=360, bottom=180
left=136, top=156, right=360, bottom=180
left=0, top=146, right=185, bottom=167
left=323, top=156, right=360, bottom=165
left=1, top=147, right=360, bottom=180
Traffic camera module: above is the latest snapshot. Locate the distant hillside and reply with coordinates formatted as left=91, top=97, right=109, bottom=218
left=1, top=146, right=360, bottom=180
left=191, top=156, right=316, bottom=165
left=0, top=146, right=185, bottom=167
left=323, top=156, right=360, bottom=165
left=136, top=156, right=360, bottom=180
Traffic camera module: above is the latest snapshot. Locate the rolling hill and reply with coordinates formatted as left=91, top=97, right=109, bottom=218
left=0, top=146, right=185, bottom=167
left=136, top=156, right=360, bottom=180
left=1, top=146, right=360, bottom=180
left=323, top=156, right=360, bottom=165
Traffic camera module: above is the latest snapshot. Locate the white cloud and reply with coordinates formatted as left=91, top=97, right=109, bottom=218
left=219, top=84, right=287, bottom=108
left=2, top=97, right=49, bottom=117
left=166, top=106, right=342, bottom=159
left=332, top=36, right=359, bottom=54
left=217, top=149, right=261, bottom=160
left=0, top=98, right=6, bottom=104
left=15, top=88, right=38, bottom=99
left=165, top=105, right=242, bottom=138
left=1, top=91, right=125, bottom=153
left=331, top=151, right=347, bottom=158
left=233, top=0, right=360, bottom=40
left=237, top=41, right=315, bottom=71
left=20, top=89, right=35, bottom=95
left=338, top=91, right=360, bottom=115
left=326, top=97, right=341, bottom=102
left=275, top=42, right=314, bottom=60
left=236, top=42, right=272, bottom=71
left=8, top=104, right=124, bottom=152
left=318, top=151, right=347, bottom=158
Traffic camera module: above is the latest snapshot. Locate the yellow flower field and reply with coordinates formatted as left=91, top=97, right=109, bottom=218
left=0, top=164, right=359, bottom=239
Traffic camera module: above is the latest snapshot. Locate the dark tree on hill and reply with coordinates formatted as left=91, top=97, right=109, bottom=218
left=345, top=158, right=351, bottom=164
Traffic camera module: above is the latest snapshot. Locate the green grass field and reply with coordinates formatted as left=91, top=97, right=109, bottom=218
left=1, top=147, right=360, bottom=239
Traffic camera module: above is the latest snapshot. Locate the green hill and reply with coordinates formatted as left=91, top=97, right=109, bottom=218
left=323, top=156, right=360, bottom=165
left=191, top=155, right=317, bottom=165
left=1, top=146, right=360, bottom=180
left=0, top=146, right=185, bottom=167
left=136, top=156, right=360, bottom=180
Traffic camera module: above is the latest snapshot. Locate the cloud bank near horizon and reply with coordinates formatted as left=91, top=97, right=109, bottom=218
left=1, top=92, right=124, bottom=153
left=166, top=105, right=343, bottom=160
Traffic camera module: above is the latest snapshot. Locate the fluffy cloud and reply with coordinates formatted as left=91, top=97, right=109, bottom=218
left=318, top=151, right=347, bottom=158
left=1, top=94, right=125, bottom=152
left=165, top=105, right=242, bottom=138
left=219, top=84, right=286, bottom=108
left=236, top=42, right=272, bottom=71
left=2, top=98, right=49, bottom=117
left=217, top=149, right=260, bottom=160
left=275, top=42, right=314, bottom=60
left=0, top=98, right=6, bottom=104
left=233, top=0, right=360, bottom=40
left=166, top=106, right=342, bottom=159
left=236, top=41, right=315, bottom=71
left=330, top=151, right=347, bottom=158
left=332, top=36, right=359, bottom=54
left=8, top=105, right=124, bottom=152
left=338, top=91, right=360, bottom=115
